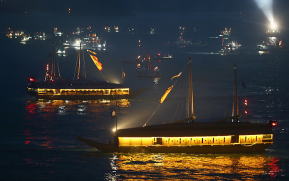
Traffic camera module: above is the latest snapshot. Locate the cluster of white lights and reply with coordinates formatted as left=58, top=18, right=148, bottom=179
left=72, top=39, right=86, bottom=50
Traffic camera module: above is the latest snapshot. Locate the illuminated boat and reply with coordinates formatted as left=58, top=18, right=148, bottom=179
left=257, top=23, right=284, bottom=55
left=79, top=61, right=275, bottom=153
left=27, top=48, right=130, bottom=100
left=27, top=80, right=130, bottom=100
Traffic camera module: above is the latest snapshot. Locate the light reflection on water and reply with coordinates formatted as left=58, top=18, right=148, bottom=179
left=23, top=99, right=130, bottom=149
left=106, top=153, right=281, bottom=180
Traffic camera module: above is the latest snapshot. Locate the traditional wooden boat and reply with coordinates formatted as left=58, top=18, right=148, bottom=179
left=27, top=80, right=130, bottom=100
left=79, top=60, right=276, bottom=153
left=27, top=48, right=130, bottom=99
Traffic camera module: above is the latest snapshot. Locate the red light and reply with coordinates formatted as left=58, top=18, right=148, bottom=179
left=270, top=120, right=278, bottom=127
left=244, top=110, right=248, bottom=114
left=28, top=77, right=36, bottom=83
left=46, top=64, right=49, bottom=71
left=24, top=140, right=31, bottom=145
left=244, top=99, right=248, bottom=106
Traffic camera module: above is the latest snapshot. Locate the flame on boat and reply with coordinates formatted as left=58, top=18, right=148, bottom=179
left=160, top=85, right=174, bottom=104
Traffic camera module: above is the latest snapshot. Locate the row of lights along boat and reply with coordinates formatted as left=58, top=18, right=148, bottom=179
left=79, top=60, right=277, bottom=153
left=27, top=47, right=130, bottom=100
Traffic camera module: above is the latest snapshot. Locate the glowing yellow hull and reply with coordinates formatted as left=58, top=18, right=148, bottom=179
left=78, top=133, right=273, bottom=153
left=27, top=87, right=130, bottom=99
left=117, top=134, right=273, bottom=153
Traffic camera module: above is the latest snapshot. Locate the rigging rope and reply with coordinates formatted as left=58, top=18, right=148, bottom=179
left=142, top=61, right=190, bottom=127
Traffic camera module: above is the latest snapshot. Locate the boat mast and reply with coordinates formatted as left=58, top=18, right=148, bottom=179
left=232, top=65, right=239, bottom=122
left=74, top=42, right=86, bottom=80
left=187, top=58, right=196, bottom=121
left=75, top=49, right=81, bottom=80
left=82, top=46, right=87, bottom=80
left=44, top=52, right=61, bottom=81
left=52, top=52, right=61, bottom=80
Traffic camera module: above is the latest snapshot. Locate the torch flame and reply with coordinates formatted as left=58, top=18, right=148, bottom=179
left=89, top=54, right=103, bottom=71
left=171, top=72, right=182, bottom=80
left=160, top=85, right=174, bottom=104
left=87, top=49, right=97, bottom=55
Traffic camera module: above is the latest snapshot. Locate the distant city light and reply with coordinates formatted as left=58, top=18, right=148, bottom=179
left=55, top=32, right=63, bottom=37
left=56, top=49, right=66, bottom=56
left=104, top=26, right=111, bottom=32
left=20, top=36, right=31, bottom=44
left=114, top=26, right=119, bottom=32
left=67, top=8, right=72, bottom=14
left=258, top=50, right=269, bottom=55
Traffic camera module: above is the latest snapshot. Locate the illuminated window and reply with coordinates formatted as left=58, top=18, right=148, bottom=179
left=153, top=138, right=162, bottom=145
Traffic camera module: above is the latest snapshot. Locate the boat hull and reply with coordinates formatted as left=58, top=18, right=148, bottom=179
left=28, top=94, right=130, bottom=100
left=27, top=80, right=131, bottom=100
left=78, top=137, right=271, bottom=153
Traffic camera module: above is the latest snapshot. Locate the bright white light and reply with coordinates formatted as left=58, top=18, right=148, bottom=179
left=21, top=36, right=31, bottom=42
left=254, top=0, right=280, bottom=33
left=112, top=127, right=116, bottom=132
left=57, top=49, right=65, bottom=54
left=72, top=39, right=85, bottom=50
left=258, top=50, right=269, bottom=55
left=55, top=32, right=63, bottom=37
left=268, top=20, right=279, bottom=32
left=73, top=39, right=81, bottom=46
left=63, top=41, right=70, bottom=46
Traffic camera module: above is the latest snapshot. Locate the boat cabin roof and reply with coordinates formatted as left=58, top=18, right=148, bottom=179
left=117, top=122, right=272, bottom=137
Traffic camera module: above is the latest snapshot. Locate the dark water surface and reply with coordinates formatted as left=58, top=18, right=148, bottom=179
left=0, top=14, right=289, bottom=180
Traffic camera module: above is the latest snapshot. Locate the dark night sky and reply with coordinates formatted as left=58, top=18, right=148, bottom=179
left=1, top=0, right=288, bottom=16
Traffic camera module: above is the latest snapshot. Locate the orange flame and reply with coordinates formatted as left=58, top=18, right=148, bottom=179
left=160, top=85, right=174, bottom=104
left=171, top=72, right=182, bottom=80
left=87, top=49, right=97, bottom=55
left=89, top=54, right=103, bottom=71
